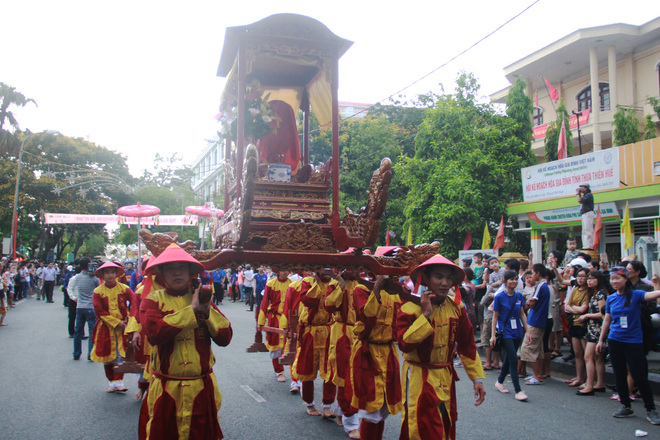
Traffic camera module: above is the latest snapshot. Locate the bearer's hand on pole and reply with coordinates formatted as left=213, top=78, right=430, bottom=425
left=193, top=284, right=211, bottom=319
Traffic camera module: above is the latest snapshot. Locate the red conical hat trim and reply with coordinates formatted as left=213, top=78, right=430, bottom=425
left=374, top=246, right=408, bottom=256
left=95, top=261, right=125, bottom=278
left=146, top=243, right=204, bottom=275
left=410, top=254, right=465, bottom=305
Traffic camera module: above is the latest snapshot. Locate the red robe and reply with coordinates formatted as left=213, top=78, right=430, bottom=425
left=258, top=277, right=292, bottom=351
left=91, top=282, right=131, bottom=363
left=397, top=297, right=484, bottom=440
left=349, top=284, right=402, bottom=414
left=139, top=288, right=233, bottom=440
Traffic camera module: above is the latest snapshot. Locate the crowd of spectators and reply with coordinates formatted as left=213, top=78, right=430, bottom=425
left=460, top=243, right=660, bottom=425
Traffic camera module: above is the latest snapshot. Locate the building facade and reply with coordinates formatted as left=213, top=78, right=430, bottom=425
left=492, top=17, right=660, bottom=157
left=191, top=136, right=225, bottom=203
left=492, top=17, right=660, bottom=269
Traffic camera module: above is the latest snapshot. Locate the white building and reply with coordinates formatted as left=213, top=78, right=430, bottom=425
left=191, top=136, right=224, bottom=203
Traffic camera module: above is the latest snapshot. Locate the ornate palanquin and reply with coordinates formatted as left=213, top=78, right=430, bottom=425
left=140, top=15, right=435, bottom=276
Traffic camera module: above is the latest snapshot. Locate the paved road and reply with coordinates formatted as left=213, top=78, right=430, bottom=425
left=3, top=291, right=660, bottom=439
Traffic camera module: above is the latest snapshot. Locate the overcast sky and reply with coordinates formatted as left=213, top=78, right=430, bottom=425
left=4, top=1, right=657, bottom=177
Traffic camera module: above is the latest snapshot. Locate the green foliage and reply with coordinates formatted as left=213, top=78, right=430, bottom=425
left=337, top=116, right=407, bottom=245
left=367, top=96, right=434, bottom=157
left=140, top=153, right=193, bottom=190
left=0, top=82, right=37, bottom=154
left=613, top=105, right=640, bottom=146
left=544, top=98, right=573, bottom=161
left=644, top=115, right=657, bottom=140
left=395, top=72, right=534, bottom=256
left=0, top=132, right=137, bottom=260
left=113, top=182, right=199, bottom=247
left=648, top=97, right=660, bottom=119
left=506, top=77, right=534, bottom=149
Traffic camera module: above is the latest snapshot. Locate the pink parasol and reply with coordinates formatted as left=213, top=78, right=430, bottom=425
left=185, top=204, right=224, bottom=218
left=185, top=204, right=224, bottom=250
left=117, top=203, right=161, bottom=275
left=117, top=202, right=160, bottom=218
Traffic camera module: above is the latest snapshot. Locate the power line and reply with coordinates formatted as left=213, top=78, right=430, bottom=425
left=353, top=0, right=542, bottom=118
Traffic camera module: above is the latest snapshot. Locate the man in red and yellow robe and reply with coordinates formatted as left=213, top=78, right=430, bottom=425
left=125, top=274, right=164, bottom=399
left=257, top=272, right=292, bottom=380
left=292, top=272, right=340, bottom=417
left=350, top=279, right=402, bottom=439
left=325, top=271, right=360, bottom=437
left=397, top=255, right=485, bottom=440
left=139, top=244, right=233, bottom=440
left=91, top=262, right=132, bottom=393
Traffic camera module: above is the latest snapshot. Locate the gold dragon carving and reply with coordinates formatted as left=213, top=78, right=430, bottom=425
left=342, top=157, right=392, bottom=247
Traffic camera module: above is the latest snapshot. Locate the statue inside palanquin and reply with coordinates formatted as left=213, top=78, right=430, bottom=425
left=256, top=100, right=301, bottom=176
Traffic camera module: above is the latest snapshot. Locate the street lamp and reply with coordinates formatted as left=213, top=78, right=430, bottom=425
left=11, top=130, right=60, bottom=259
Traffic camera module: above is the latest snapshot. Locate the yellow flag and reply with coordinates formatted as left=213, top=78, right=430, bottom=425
left=481, top=223, right=491, bottom=249
left=407, top=224, right=413, bottom=245
left=622, top=201, right=633, bottom=250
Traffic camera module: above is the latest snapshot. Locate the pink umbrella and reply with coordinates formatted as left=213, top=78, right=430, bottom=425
left=185, top=204, right=224, bottom=218
left=185, top=204, right=224, bottom=250
left=117, top=203, right=161, bottom=275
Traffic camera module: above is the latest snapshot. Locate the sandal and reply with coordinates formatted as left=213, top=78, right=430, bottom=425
left=525, top=377, right=544, bottom=385
left=568, top=381, right=584, bottom=387
left=551, top=351, right=561, bottom=359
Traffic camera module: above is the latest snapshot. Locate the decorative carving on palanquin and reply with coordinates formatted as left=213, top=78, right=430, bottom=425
left=233, top=144, right=258, bottom=246
left=251, top=209, right=327, bottom=222
left=263, top=223, right=335, bottom=253
left=373, top=242, right=441, bottom=271
left=341, top=157, right=392, bottom=247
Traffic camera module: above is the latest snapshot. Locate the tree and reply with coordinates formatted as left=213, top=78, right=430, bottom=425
left=544, top=98, right=573, bottom=161
left=114, top=157, right=199, bottom=247
left=644, top=115, right=657, bottom=140
left=395, top=72, right=534, bottom=256
left=506, top=77, right=534, bottom=150
left=613, top=105, right=640, bottom=146
left=336, top=116, right=408, bottom=245
left=140, top=153, right=194, bottom=190
left=0, top=132, right=137, bottom=260
left=0, top=82, right=37, bottom=154
left=648, top=97, right=660, bottom=119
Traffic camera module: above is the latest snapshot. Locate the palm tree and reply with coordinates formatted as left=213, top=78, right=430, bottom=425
left=0, top=82, right=37, bottom=154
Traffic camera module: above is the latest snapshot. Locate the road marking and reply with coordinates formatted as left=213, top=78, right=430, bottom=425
left=240, top=385, right=266, bottom=403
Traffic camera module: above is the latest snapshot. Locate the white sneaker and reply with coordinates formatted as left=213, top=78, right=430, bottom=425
left=495, top=381, right=509, bottom=394
left=515, top=391, right=528, bottom=401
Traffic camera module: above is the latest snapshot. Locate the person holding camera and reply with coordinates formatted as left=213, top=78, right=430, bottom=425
left=577, top=183, right=595, bottom=249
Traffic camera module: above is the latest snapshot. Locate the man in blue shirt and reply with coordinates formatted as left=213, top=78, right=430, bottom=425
left=252, top=266, right=268, bottom=314
left=520, top=263, right=551, bottom=385
left=212, top=268, right=227, bottom=305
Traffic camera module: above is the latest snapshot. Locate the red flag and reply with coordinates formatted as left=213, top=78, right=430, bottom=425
left=386, top=226, right=390, bottom=246
left=593, top=205, right=603, bottom=250
left=543, top=77, right=559, bottom=103
left=535, top=89, right=539, bottom=109
left=463, top=232, right=472, bottom=251
left=493, top=216, right=506, bottom=252
left=557, top=115, right=567, bottom=160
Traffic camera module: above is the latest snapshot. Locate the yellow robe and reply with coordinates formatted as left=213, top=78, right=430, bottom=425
left=349, top=284, right=402, bottom=414
left=397, top=296, right=485, bottom=440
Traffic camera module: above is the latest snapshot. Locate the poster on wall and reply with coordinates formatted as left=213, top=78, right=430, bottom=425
left=521, top=148, right=620, bottom=202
